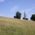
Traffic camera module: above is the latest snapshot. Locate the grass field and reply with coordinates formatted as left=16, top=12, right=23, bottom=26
left=0, top=17, right=35, bottom=35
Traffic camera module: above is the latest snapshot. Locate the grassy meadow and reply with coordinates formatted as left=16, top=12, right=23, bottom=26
left=0, top=17, right=35, bottom=35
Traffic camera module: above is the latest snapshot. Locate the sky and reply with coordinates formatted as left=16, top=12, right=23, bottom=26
left=0, top=0, right=35, bottom=20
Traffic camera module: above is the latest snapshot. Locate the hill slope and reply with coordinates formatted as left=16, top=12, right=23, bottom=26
left=0, top=17, right=35, bottom=35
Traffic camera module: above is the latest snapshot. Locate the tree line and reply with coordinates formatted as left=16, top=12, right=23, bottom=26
left=14, top=11, right=35, bottom=21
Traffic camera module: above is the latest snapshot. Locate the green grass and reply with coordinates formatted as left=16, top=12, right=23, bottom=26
left=0, top=17, right=35, bottom=35
left=0, top=26, right=23, bottom=35
left=0, top=25, right=35, bottom=35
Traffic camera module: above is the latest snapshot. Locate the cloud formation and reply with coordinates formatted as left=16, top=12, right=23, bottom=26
left=10, top=5, right=35, bottom=19
left=10, top=6, right=19, bottom=12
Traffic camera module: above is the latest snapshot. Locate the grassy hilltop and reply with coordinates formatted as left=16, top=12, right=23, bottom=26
left=0, top=16, right=35, bottom=35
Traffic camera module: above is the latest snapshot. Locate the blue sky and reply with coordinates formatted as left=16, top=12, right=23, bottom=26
left=0, top=0, right=35, bottom=19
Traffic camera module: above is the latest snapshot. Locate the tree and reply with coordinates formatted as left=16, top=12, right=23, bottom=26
left=23, top=11, right=28, bottom=20
left=31, top=14, right=35, bottom=21
left=24, top=11, right=26, bottom=18
left=14, top=11, right=21, bottom=19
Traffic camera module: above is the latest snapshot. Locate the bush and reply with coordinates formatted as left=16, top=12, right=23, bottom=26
left=23, top=18, right=28, bottom=20
left=14, top=16, right=16, bottom=18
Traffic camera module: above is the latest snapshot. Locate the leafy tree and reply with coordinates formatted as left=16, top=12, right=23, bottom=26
left=31, top=14, right=35, bottom=21
left=14, top=11, right=21, bottom=19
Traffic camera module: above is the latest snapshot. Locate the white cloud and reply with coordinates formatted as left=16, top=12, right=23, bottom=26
left=10, top=6, right=19, bottom=12
left=10, top=6, right=35, bottom=20
left=0, top=0, right=5, bottom=3
left=10, top=6, right=24, bottom=14
left=10, top=6, right=23, bottom=18
left=23, top=7, right=35, bottom=20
